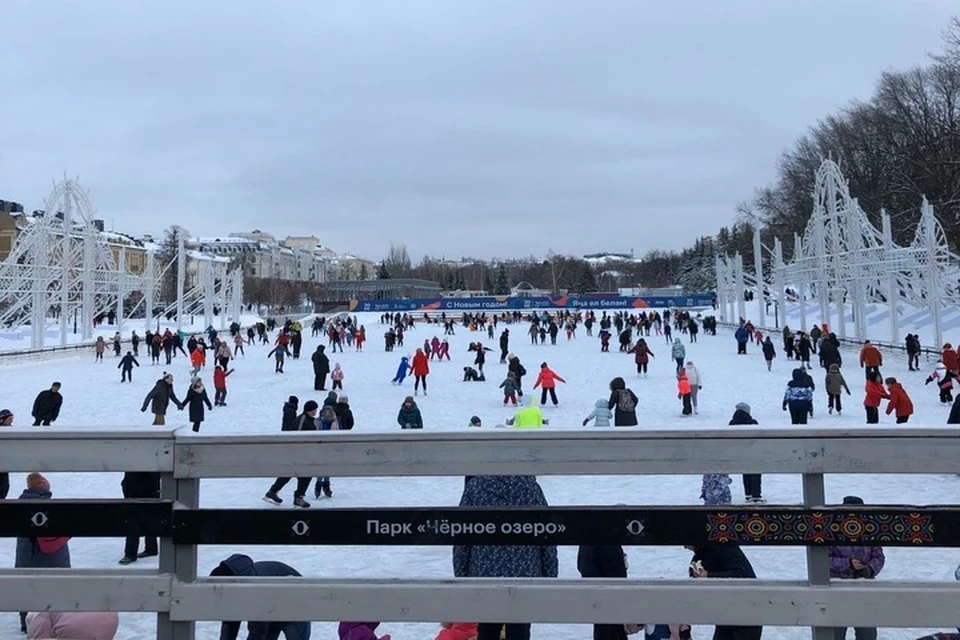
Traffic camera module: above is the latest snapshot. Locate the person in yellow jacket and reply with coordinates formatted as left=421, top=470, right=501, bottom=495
left=506, top=395, right=549, bottom=429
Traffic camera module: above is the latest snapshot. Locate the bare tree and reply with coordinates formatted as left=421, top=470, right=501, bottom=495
left=384, top=243, right=412, bottom=279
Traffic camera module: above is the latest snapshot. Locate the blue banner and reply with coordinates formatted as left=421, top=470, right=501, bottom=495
left=349, top=294, right=715, bottom=313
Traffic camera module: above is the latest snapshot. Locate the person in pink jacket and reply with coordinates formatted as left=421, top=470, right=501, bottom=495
left=27, top=611, right=119, bottom=639
left=532, top=362, right=566, bottom=406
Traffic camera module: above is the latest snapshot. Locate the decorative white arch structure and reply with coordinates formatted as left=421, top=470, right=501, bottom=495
left=0, top=178, right=245, bottom=349
left=716, top=159, right=960, bottom=347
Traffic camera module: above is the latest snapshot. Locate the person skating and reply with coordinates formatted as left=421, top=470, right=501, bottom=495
left=335, top=395, right=354, bottom=431
left=507, top=354, right=527, bottom=397
left=31, top=382, right=63, bottom=426
left=583, top=398, right=612, bottom=427
left=267, top=344, right=286, bottom=373
left=683, top=361, right=702, bottom=414
left=943, top=343, right=960, bottom=375
left=140, top=373, right=181, bottom=425
left=212, top=365, right=234, bottom=406
left=734, top=324, right=749, bottom=354
left=782, top=368, right=814, bottom=424
left=701, top=472, right=732, bottom=505
left=905, top=333, right=921, bottom=371
left=925, top=361, right=956, bottom=403
left=118, top=351, right=139, bottom=382
left=264, top=399, right=318, bottom=508
left=628, top=338, right=654, bottom=377
left=729, top=403, right=764, bottom=502
left=392, top=355, right=411, bottom=385
left=499, top=329, right=510, bottom=363
left=182, top=377, right=213, bottom=432
left=499, top=371, right=519, bottom=406
left=397, top=396, right=423, bottom=429
left=533, top=362, right=565, bottom=406
left=830, top=496, right=885, bottom=640
left=412, top=348, right=430, bottom=396
left=796, top=332, right=812, bottom=369
left=864, top=372, right=889, bottom=424
left=331, top=362, right=344, bottom=390
left=859, top=341, right=883, bottom=381
left=671, top=338, right=686, bottom=372
left=118, top=469, right=159, bottom=565
left=677, top=370, right=693, bottom=416
left=313, top=403, right=340, bottom=498
left=819, top=333, right=842, bottom=370
left=312, top=345, right=330, bottom=390
left=884, top=377, right=913, bottom=424
left=210, top=554, right=311, bottom=640
left=761, top=336, right=776, bottom=371
left=608, top=377, right=638, bottom=426
left=94, top=336, right=106, bottom=362
left=825, top=363, right=851, bottom=415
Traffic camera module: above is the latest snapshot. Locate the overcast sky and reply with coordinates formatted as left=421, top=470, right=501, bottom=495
left=1, top=1, right=956, bottom=262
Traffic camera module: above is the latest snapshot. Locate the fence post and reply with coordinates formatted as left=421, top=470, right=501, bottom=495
left=803, top=472, right=832, bottom=640
left=158, top=473, right=199, bottom=640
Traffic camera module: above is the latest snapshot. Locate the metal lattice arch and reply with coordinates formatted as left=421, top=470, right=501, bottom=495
left=0, top=177, right=244, bottom=349
left=716, top=159, right=960, bottom=347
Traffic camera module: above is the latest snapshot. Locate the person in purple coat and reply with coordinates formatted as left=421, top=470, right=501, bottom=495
left=829, top=496, right=885, bottom=640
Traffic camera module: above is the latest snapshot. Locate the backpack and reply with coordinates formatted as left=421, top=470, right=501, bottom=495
left=618, top=389, right=637, bottom=413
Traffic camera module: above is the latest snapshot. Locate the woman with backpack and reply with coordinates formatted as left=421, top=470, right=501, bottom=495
left=607, top=377, right=638, bottom=426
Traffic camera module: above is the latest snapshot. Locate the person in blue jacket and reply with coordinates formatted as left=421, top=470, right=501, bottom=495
left=211, top=554, right=311, bottom=640
left=735, top=324, right=750, bottom=354
left=391, top=356, right=411, bottom=385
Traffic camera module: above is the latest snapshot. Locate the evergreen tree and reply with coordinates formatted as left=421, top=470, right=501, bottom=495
left=494, top=264, right=510, bottom=295
left=377, top=261, right=391, bottom=279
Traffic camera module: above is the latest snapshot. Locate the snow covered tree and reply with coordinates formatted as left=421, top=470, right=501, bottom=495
left=494, top=264, right=510, bottom=295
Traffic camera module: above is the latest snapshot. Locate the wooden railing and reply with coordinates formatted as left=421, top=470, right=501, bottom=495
left=2, top=428, right=960, bottom=640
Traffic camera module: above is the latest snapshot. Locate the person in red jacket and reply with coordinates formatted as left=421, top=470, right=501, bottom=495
left=884, top=377, right=914, bottom=424
left=532, top=362, right=566, bottom=406
left=411, top=348, right=430, bottom=396
left=212, top=365, right=234, bottom=406
left=863, top=372, right=889, bottom=424
left=942, top=343, right=959, bottom=375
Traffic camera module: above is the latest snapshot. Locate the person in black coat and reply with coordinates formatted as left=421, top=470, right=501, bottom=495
left=182, top=378, right=213, bottom=432
left=819, top=334, right=842, bottom=370
left=210, top=554, right=310, bottom=640
left=507, top=355, right=527, bottom=397
left=948, top=394, right=960, bottom=424
left=607, top=377, right=638, bottom=426
left=118, top=351, right=140, bottom=382
left=264, top=399, right=317, bottom=508
left=119, top=470, right=161, bottom=564
left=312, top=345, right=330, bottom=391
left=578, top=544, right=628, bottom=640
left=688, top=544, right=761, bottom=640
left=499, top=329, right=510, bottom=363
left=335, top=396, right=355, bottom=431
left=729, top=403, right=763, bottom=502
left=0, top=408, right=12, bottom=499
left=31, top=382, right=62, bottom=426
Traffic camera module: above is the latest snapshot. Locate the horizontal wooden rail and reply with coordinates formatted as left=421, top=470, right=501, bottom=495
left=168, top=578, right=960, bottom=627
left=172, top=429, right=960, bottom=477
left=0, top=429, right=175, bottom=472
left=0, top=570, right=171, bottom=612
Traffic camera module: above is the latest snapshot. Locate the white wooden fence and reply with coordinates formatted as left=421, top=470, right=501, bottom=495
left=2, top=428, right=960, bottom=640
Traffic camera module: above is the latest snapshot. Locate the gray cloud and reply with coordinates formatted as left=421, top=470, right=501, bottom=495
left=1, top=0, right=955, bottom=261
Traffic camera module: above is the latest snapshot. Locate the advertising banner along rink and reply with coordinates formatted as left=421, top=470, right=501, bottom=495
left=349, top=293, right=715, bottom=314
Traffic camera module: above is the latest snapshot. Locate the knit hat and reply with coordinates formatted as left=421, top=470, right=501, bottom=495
left=735, top=402, right=751, bottom=415
left=26, top=472, right=50, bottom=492
left=404, top=396, right=414, bottom=404
left=842, top=495, right=864, bottom=505
left=303, top=400, right=319, bottom=413
left=288, top=395, right=299, bottom=405
left=339, top=395, right=349, bottom=403
left=469, top=416, right=482, bottom=426
left=0, top=408, right=12, bottom=423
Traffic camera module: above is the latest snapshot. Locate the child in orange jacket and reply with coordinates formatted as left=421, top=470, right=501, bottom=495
left=884, top=377, right=914, bottom=424
left=189, top=348, right=204, bottom=375
left=677, top=371, right=693, bottom=416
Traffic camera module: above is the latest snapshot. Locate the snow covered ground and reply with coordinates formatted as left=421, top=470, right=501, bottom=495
left=0, top=311, right=957, bottom=640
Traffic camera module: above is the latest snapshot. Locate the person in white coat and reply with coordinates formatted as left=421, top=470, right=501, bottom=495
left=684, top=361, right=702, bottom=414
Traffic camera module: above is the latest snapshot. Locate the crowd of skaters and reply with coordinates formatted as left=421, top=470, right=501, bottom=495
left=2, top=308, right=958, bottom=639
